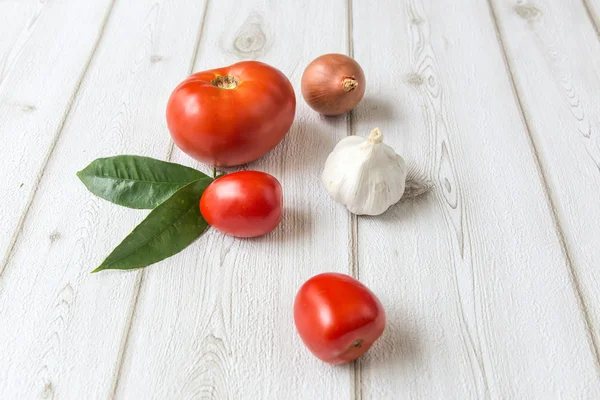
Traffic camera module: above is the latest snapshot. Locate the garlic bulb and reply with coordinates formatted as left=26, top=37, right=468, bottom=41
left=322, top=128, right=407, bottom=215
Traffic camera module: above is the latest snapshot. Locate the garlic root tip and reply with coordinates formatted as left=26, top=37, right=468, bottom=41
left=368, top=128, right=383, bottom=144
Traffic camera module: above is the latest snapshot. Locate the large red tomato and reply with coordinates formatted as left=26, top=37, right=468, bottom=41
left=294, top=273, right=386, bottom=364
left=200, top=171, right=283, bottom=238
left=166, top=61, right=296, bottom=167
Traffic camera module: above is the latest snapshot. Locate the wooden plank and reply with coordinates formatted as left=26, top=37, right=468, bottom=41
left=0, top=1, right=34, bottom=82
left=490, top=0, right=600, bottom=371
left=0, top=0, right=115, bottom=274
left=0, top=0, right=209, bottom=398
left=352, top=0, right=600, bottom=398
left=113, top=0, right=354, bottom=398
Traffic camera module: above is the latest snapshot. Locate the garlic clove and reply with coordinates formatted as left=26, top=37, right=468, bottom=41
left=322, top=128, right=408, bottom=216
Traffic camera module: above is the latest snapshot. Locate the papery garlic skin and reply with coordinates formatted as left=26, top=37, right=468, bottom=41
left=322, top=128, right=408, bottom=215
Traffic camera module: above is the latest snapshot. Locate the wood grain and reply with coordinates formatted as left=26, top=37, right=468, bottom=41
left=1, top=0, right=600, bottom=398
left=0, top=0, right=115, bottom=277
left=352, top=0, right=600, bottom=398
left=0, top=0, right=210, bottom=397
left=490, top=0, right=600, bottom=370
left=112, top=0, right=355, bottom=398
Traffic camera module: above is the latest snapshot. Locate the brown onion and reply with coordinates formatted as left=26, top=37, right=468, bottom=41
left=301, top=53, right=366, bottom=116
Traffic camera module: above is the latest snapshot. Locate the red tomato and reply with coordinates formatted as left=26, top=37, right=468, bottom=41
left=200, top=171, right=283, bottom=238
left=166, top=61, right=296, bottom=167
left=294, top=273, right=386, bottom=364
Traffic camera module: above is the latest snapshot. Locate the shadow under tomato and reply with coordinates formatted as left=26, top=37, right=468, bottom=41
left=234, top=206, right=311, bottom=244
left=358, top=312, right=422, bottom=372
left=272, top=206, right=311, bottom=243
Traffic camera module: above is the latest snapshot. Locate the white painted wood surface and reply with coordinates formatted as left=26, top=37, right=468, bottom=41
left=354, top=1, right=600, bottom=398
left=0, top=0, right=115, bottom=275
left=490, top=0, right=600, bottom=365
left=0, top=0, right=599, bottom=399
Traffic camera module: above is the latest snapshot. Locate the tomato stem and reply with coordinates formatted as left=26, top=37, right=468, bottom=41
left=211, top=75, right=239, bottom=89
left=212, top=166, right=217, bottom=180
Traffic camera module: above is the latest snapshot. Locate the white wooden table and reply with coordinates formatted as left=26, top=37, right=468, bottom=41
left=2, top=0, right=600, bottom=398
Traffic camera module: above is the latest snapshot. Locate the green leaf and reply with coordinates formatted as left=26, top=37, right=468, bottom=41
left=92, top=178, right=212, bottom=272
left=77, top=155, right=209, bottom=209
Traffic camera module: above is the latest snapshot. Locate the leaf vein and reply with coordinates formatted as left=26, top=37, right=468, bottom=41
left=83, top=174, right=204, bottom=185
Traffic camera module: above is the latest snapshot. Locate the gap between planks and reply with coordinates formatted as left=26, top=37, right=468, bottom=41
left=0, top=0, right=118, bottom=280
left=582, top=0, right=600, bottom=41
left=108, top=1, right=212, bottom=398
left=486, top=0, right=600, bottom=377
left=346, top=0, right=362, bottom=399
